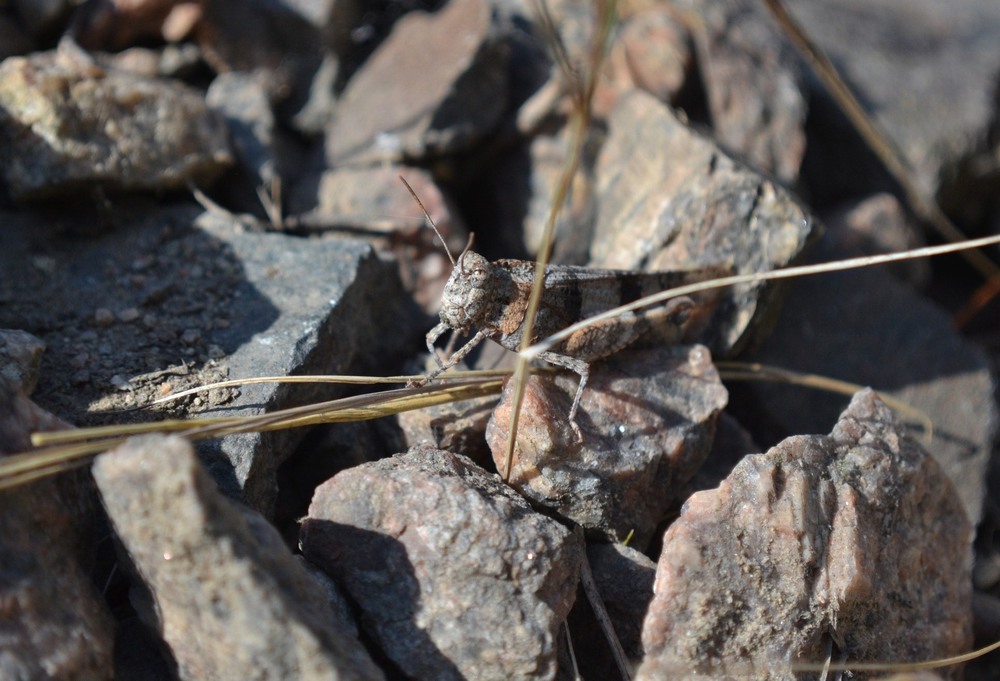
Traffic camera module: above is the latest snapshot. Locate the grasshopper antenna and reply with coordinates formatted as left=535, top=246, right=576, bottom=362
left=400, top=176, right=456, bottom=267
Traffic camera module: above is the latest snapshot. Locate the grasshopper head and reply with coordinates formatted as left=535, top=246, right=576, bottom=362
left=439, top=250, right=492, bottom=332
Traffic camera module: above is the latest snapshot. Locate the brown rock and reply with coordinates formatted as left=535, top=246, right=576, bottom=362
left=638, top=389, right=973, bottom=679
left=685, top=0, right=808, bottom=184
left=486, top=345, right=728, bottom=549
left=0, top=49, right=232, bottom=200
left=590, top=90, right=819, bottom=356
left=92, top=434, right=384, bottom=681
left=0, top=378, right=115, bottom=681
left=397, top=394, right=496, bottom=470
left=620, top=7, right=694, bottom=106
left=325, top=0, right=508, bottom=164
left=301, top=447, right=581, bottom=681
left=0, top=329, right=45, bottom=395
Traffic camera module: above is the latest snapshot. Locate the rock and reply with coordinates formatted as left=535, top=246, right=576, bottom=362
left=486, top=345, right=728, bottom=549
left=788, top=0, right=1000, bottom=215
left=638, top=390, right=973, bottom=679
left=397, top=391, right=497, bottom=470
left=0, top=329, right=45, bottom=395
left=0, top=13, right=35, bottom=60
left=12, top=0, right=72, bottom=36
left=301, top=447, right=581, bottom=681
left=193, top=210, right=423, bottom=517
left=92, top=434, right=384, bottom=681
left=69, top=0, right=202, bottom=49
left=206, top=71, right=278, bottom=188
left=822, top=192, right=930, bottom=287
left=325, top=0, right=508, bottom=164
left=590, top=90, right=819, bottom=357
left=684, top=0, right=808, bottom=184
left=0, top=378, right=116, bottom=681
left=732, top=230, right=998, bottom=526
left=619, top=7, right=694, bottom=106
left=0, top=48, right=232, bottom=200
left=195, top=0, right=325, bottom=117
left=567, top=541, right=656, bottom=673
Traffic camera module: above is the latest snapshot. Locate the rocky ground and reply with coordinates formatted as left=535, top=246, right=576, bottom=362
left=2, top=0, right=1000, bottom=679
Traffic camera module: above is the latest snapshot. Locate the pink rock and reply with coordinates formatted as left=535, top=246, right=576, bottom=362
left=639, top=389, right=973, bottom=679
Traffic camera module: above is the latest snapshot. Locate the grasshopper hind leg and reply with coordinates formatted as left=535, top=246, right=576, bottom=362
left=537, top=351, right=590, bottom=440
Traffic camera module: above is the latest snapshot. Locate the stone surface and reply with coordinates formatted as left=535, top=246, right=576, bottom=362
left=822, top=192, right=930, bottom=287
left=0, top=48, right=232, bottom=201
left=590, top=90, right=819, bottom=357
left=301, top=447, right=581, bottom=681
left=788, top=0, right=1000, bottom=212
left=733, top=230, right=998, bottom=526
left=0, top=378, right=116, bottom=681
left=397, top=391, right=496, bottom=470
left=638, top=390, right=973, bottom=679
left=325, top=0, right=508, bottom=164
left=567, top=541, right=656, bottom=674
left=486, top=345, right=728, bottom=549
left=206, top=70, right=277, bottom=188
left=193, top=210, right=422, bottom=517
left=92, top=434, right=384, bottom=681
left=619, top=7, right=694, bottom=106
left=0, top=329, right=45, bottom=395
left=684, top=0, right=808, bottom=184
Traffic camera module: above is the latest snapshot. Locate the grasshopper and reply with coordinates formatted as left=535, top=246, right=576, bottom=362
left=403, top=179, right=724, bottom=432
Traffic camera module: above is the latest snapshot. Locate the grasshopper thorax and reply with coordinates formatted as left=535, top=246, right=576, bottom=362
left=439, top=250, right=494, bottom=333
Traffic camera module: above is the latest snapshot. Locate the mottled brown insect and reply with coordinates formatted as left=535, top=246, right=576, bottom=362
left=403, top=178, right=723, bottom=431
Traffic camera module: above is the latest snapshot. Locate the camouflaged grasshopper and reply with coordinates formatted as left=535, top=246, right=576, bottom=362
left=403, top=179, right=724, bottom=431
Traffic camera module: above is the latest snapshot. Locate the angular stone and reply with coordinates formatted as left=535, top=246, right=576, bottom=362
left=0, top=378, right=116, bottom=681
left=206, top=71, right=277, bottom=187
left=619, top=7, right=694, bottom=106
left=685, top=0, right=808, bottom=183
left=638, top=390, right=973, bottom=679
left=590, top=90, right=819, bottom=357
left=734, top=230, right=997, bottom=526
left=325, top=0, right=508, bottom=164
left=193, top=210, right=423, bottom=517
left=486, top=345, right=728, bottom=549
left=301, top=447, right=581, bottom=681
left=92, top=434, right=384, bottom=681
left=0, top=49, right=232, bottom=200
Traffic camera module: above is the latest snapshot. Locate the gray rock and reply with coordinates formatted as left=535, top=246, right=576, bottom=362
left=735, top=229, right=997, bottom=526
left=194, top=210, right=422, bottom=517
left=397, top=392, right=497, bottom=471
left=301, top=447, right=581, bottom=681
left=325, top=0, right=508, bottom=164
left=206, top=71, right=277, bottom=187
left=0, top=329, right=45, bottom=395
left=638, top=390, right=973, bottom=679
left=486, top=345, right=728, bottom=549
left=0, top=379, right=116, bottom=681
left=590, top=90, right=819, bottom=357
left=92, top=434, right=384, bottom=681
left=685, top=0, right=808, bottom=184
left=788, top=0, right=1000, bottom=212
left=0, top=48, right=232, bottom=201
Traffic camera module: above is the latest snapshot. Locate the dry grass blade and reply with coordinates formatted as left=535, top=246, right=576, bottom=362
left=3, top=377, right=502, bottom=491
left=503, top=0, right=618, bottom=480
left=521, top=233, right=1000, bottom=363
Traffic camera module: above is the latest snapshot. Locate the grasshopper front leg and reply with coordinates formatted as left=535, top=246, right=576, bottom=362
left=410, top=325, right=490, bottom=387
